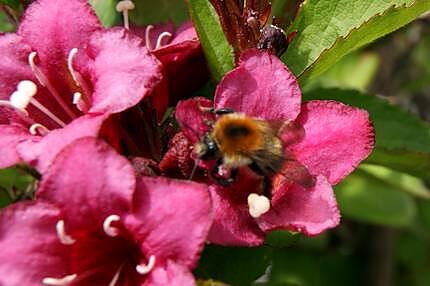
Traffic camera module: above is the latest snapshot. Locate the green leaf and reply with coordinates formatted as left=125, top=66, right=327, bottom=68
left=360, top=164, right=430, bottom=200
left=188, top=0, right=234, bottom=81
left=303, top=88, right=430, bottom=180
left=0, top=10, right=14, bottom=32
left=303, top=51, right=379, bottom=92
left=335, top=170, right=416, bottom=226
left=89, top=0, right=119, bottom=27
left=283, top=0, right=430, bottom=82
left=265, top=230, right=300, bottom=248
left=270, top=249, right=362, bottom=286
left=0, top=0, right=20, bottom=9
left=197, top=279, right=227, bottom=286
left=194, top=245, right=271, bottom=286
left=130, top=0, right=188, bottom=26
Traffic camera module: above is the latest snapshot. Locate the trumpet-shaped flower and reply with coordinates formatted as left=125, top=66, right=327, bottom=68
left=0, top=0, right=163, bottom=171
left=0, top=137, right=212, bottom=286
left=173, top=49, right=374, bottom=246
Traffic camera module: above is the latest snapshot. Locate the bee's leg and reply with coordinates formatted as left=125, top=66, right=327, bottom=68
left=211, top=159, right=238, bottom=186
left=262, top=176, right=273, bottom=199
left=248, top=162, right=266, bottom=176
left=213, top=108, right=234, bottom=115
left=249, top=162, right=272, bottom=199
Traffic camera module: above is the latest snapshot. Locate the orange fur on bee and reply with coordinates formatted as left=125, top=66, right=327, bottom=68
left=211, top=113, right=272, bottom=156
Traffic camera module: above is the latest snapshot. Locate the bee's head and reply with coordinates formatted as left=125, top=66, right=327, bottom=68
left=194, top=134, right=218, bottom=160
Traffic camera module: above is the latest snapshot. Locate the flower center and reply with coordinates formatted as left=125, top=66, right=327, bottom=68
left=0, top=49, right=92, bottom=135
left=42, top=215, right=156, bottom=286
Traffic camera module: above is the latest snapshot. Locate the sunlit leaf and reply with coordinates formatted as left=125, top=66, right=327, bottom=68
left=188, top=0, right=234, bottom=81
left=89, top=0, right=119, bottom=27
left=283, top=0, right=430, bottom=83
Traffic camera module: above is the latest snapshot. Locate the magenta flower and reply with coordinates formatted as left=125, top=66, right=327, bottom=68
left=130, top=20, right=209, bottom=115
left=0, top=0, right=163, bottom=171
left=173, top=49, right=374, bottom=246
left=0, top=137, right=212, bottom=286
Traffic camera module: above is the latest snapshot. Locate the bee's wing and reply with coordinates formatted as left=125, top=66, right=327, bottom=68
left=278, top=158, right=316, bottom=189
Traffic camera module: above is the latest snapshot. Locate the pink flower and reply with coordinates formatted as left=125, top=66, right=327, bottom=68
left=173, top=49, right=374, bottom=246
left=0, top=137, right=212, bottom=286
left=0, top=0, right=163, bottom=172
left=130, top=20, right=209, bottom=116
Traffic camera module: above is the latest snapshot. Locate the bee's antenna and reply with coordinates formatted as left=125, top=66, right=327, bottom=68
left=189, top=159, right=199, bottom=180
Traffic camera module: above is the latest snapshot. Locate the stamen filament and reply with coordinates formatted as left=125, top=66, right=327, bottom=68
left=155, top=32, right=172, bottom=49
left=30, top=97, right=67, bottom=128
left=0, top=100, right=29, bottom=116
left=28, top=52, right=78, bottom=120
left=103, top=214, right=121, bottom=237
left=56, top=220, right=76, bottom=245
left=42, top=274, right=77, bottom=286
left=108, top=264, right=125, bottom=286
left=29, top=123, right=50, bottom=136
left=67, top=49, right=92, bottom=106
left=136, top=255, right=156, bottom=275
left=145, top=25, right=154, bottom=50
left=116, top=1, right=135, bottom=30
left=72, top=92, right=89, bottom=112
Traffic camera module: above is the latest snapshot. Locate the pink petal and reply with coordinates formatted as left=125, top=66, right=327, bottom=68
left=0, top=125, right=33, bottom=168
left=169, top=20, right=198, bottom=45
left=258, top=175, right=340, bottom=236
left=214, top=49, right=301, bottom=121
left=145, top=260, right=195, bottom=286
left=175, top=97, right=214, bottom=142
left=0, top=33, right=33, bottom=101
left=87, top=28, right=163, bottom=114
left=208, top=185, right=265, bottom=246
left=19, top=0, right=101, bottom=70
left=0, top=201, right=71, bottom=286
left=17, top=113, right=107, bottom=173
left=289, top=100, right=374, bottom=184
left=37, top=137, right=135, bottom=232
left=125, top=176, right=212, bottom=268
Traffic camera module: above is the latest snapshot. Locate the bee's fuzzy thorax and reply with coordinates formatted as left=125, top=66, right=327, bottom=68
left=211, top=113, right=269, bottom=157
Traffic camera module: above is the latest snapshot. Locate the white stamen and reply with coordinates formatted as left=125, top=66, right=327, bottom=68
left=0, top=100, right=29, bottom=116
left=145, top=25, right=154, bottom=50
left=108, top=264, right=125, bottom=286
left=103, top=214, right=121, bottom=237
left=155, top=32, right=172, bottom=49
left=116, top=0, right=135, bottom=30
left=247, top=193, right=271, bottom=218
left=42, top=274, right=77, bottom=286
left=67, top=48, right=80, bottom=86
left=17, top=80, right=38, bottom=95
left=72, top=92, right=88, bottom=112
left=72, top=92, right=82, bottom=105
left=136, top=255, right=156, bottom=275
left=56, top=220, right=76, bottom=245
left=28, top=52, right=77, bottom=120
left=10, top=91, right=33, bottom=110
left=9, top=80, right=37, bottom=110
left=29, top=123, right=50, bottom=135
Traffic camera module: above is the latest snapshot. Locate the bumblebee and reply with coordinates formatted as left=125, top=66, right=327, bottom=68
left=194, top=108, right=314, bottom=197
